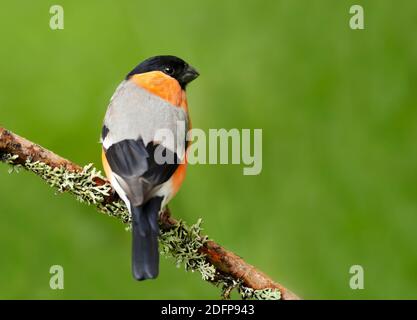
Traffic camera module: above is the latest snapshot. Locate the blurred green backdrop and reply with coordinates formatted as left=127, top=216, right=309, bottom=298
left=0, top=0, right=416, bottom=299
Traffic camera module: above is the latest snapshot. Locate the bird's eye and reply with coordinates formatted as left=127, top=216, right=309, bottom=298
left=163, top=66, right=175, bottom=76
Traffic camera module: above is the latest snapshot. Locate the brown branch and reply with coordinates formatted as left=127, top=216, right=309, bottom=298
left=0, top=126, right=300, bottom=300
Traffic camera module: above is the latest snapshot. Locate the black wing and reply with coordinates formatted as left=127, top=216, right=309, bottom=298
left=105, top=138, right=179, bottom=206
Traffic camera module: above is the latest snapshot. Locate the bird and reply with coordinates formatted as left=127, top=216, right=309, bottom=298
left=100, top=55, right=199, bottom=280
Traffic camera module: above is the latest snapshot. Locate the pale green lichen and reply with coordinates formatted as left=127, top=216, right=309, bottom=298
left=100, top=201, right=131, bottom=225
left=218, top=276, right=281, bottom=300
left=1, top=154, right=281, bottom=300
left=2, top=154, right=131, bottom=223
left=2, top=153, right=19, bottom=164
left=159, top=218, right=216, bottom=281
left=25, top=161, right=110, bottom=203
left=158, top=220, right=280, bottom=300
left=239, top=286, right=281, bottom=300
left=1, top=154, right=22, bottom=173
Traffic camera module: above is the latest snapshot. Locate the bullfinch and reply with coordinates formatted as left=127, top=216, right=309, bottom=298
left=100, top=55, right=199, bottom=280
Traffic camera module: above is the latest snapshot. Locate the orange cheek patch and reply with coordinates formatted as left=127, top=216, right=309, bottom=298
left=131, top=71, right=186, bottom=109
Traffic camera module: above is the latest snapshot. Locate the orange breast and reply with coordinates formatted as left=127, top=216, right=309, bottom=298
left=171, top=162, right=188, bottom=195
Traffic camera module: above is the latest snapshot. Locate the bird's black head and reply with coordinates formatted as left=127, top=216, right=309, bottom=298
left=126, top=55, right=199, bottom=89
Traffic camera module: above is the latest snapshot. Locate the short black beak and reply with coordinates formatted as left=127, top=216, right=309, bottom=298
left=180, top=65, right=199, bottom=87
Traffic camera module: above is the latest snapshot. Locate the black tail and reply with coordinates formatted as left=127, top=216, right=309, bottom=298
left=130, top=197, right=162, bottom=280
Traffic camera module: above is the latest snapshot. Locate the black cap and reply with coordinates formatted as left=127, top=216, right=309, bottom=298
left=126, top=55, right=199, bottom=89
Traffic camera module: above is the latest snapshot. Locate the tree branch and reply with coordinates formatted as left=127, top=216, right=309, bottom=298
left=0, top=126, right=300, bottom=300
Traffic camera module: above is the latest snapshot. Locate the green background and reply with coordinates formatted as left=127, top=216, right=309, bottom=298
left=0, top=0, right=416, bottom=299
